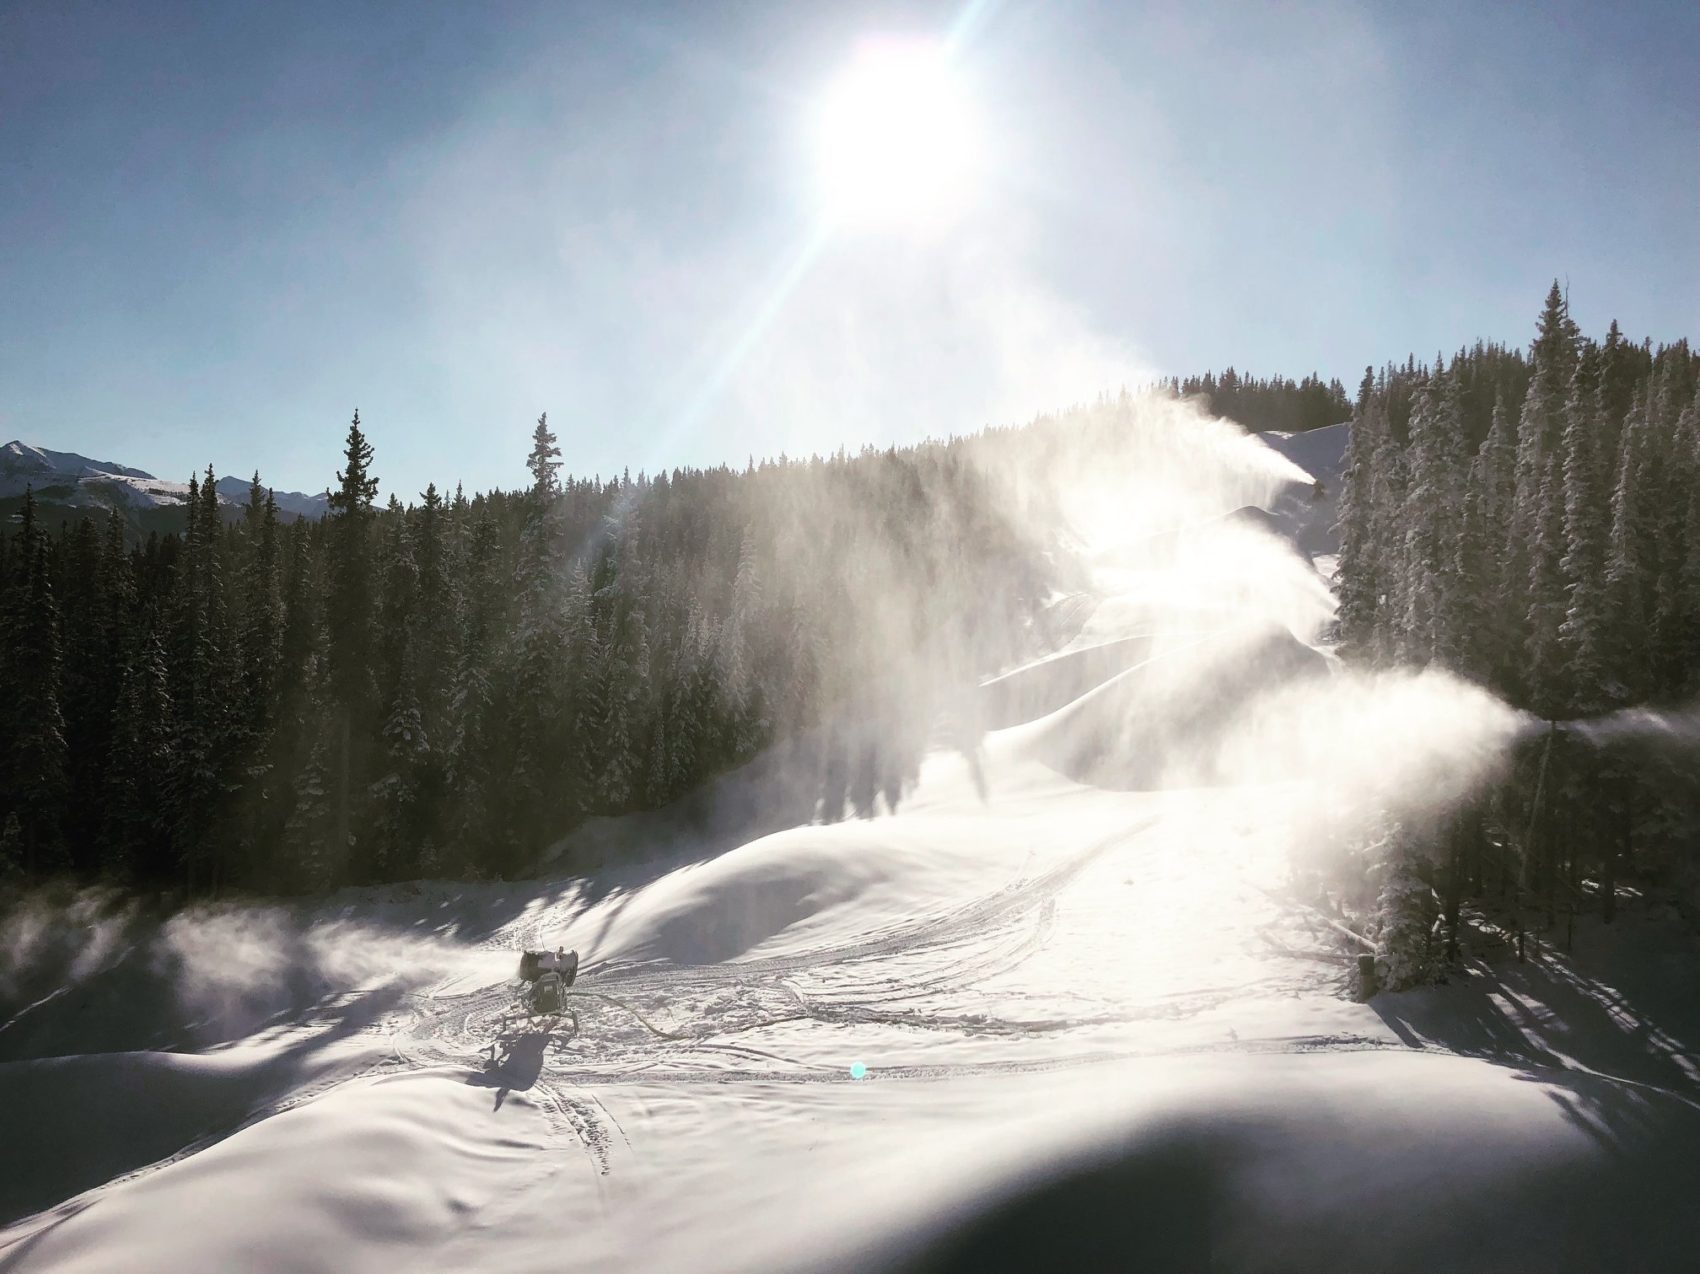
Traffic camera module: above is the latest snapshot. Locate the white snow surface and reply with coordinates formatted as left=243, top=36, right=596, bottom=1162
left=4, top=416, right=1698, bottom=1271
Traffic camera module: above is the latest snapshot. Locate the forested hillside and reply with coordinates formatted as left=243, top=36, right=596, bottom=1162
left=0, top=416, right=1049, bottom=893
left=1162, top=369, right=1350, bottom=435
left=1331, top=283, right=1700, bottom=982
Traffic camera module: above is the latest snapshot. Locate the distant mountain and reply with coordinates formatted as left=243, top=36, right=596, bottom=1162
left=1, top=440, right=328, bottom=529
left=210, top=475, right=331, bottom=522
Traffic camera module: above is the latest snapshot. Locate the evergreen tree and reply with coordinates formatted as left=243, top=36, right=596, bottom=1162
left=1, top=489, right=70, bottom=873
left=1457, top=396, right=1518, bottom=685
left=1648, top=367, right=1699, bottom=691
left=1558, top=343, right=1612, bottom=711
left=1402, top=362, right=1467, bottom=667
left=444, top=508, right=502, bottom=874
left=237, top=481, right=284, bottom=859
left=1333, top=369, right=1386, bottom=660
left=104, top=627, right=174, bottom=880
left=1367, top=415, right=1410, bottom=664
left=56, top=513, right=111, bottom=870
left=509, top=414, right=571, bottom=852
left=166, top=467, right=240, bottom=889
left=1510, top=282, right=1580, bottom=644
left=371, top=499, right=429, bottom=876
left=1524, top=453, right=1571, bottom=716
left=283, top=731, right=335, bottom=892
left=1605, top=396, right=1656, bottom=701
left=325, top=410, right=380, bottom=878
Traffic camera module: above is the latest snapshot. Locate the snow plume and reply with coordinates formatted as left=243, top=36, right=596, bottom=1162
left=0, top=885, right=142, bottom=1002
left=0, top=887, right=458, bottom=1055
left=1206, top=667, right=1530, bottom=857
left=960, top=389, right=1334, bottom=650
left=156, top=905, right=458, bottom=1037
left=1028, top=390, right=1317, bottom=549
left=1561, top=702, right=1700, bottom=749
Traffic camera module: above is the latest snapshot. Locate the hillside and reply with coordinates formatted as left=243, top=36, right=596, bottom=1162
left=4, top=403, right=1693, bottom=1272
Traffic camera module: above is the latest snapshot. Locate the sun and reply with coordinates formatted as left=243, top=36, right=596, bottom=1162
left=814, top=38, right=980, bottom=228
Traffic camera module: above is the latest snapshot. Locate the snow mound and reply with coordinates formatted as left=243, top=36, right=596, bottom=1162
left=849, top=1052, right=1700, bottom=1274
left=1, top=1027, right=385, bottom=1226
left=5, top=1072, right=547, bottom=1274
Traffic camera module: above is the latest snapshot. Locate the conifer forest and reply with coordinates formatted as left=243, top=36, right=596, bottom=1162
left=3, top=288, right=1698, bottom=939
left=0, top=415, right=1051, bottom=892
left=1330, top=284, right=1700, bottom=984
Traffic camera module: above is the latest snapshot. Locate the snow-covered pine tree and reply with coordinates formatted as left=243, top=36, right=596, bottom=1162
left=371, top=499, right=427, bottom=877
left=1648, top=366, right=1700, bottom=692
left=1402, top=359, right=1467, bottom=667
left=596, top=562, right=652, bottom=811
left=325, top=410, right=380, bottom=875
left=413, top=483, right=453, bottom=745
left=283, top=731, right=335, bottom=893
left=444, top=508, right=502, bottom=876
left=235, top=481, right=284, bottom=878
left=103, top=627, right=174, bottom=880
left=1597, top=319, right=1645, bottom=460
left=1333, top=368, right=1385, bottom=660
left=509, top=414, right=571, bottom=851
left=1605, top=392, right=1656, bottom=702
left=1509, top=283, right=1580, bottom=664
left=560, top=556, right=598, bottom=813
left=1373, top=817, right=1443, bottom=991
left=718, top=530, right=769, bottom=757
left=1677, top=387, right=1700, bottom=696
left=1558, top=342, right=1612, bottom=712
left=1367, top=410, right=1410, bottom=665
left=239, top=478, right=284, bottom=721
left=167, top=467, right=241, bottom=889
left=1457, top=395, right=1518, bottom=685
left=1524, top=452, right=1571, bottom=717
left=372, top=662, right=429, bottom=879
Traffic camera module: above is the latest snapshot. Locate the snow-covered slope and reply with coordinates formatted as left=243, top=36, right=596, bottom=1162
left=3, top=404, right=1695, bottom=1272
left=1, top=439, right=328, bottom=520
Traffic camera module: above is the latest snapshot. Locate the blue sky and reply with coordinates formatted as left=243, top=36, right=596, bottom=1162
left=3, top=0, right=1696, bottom=500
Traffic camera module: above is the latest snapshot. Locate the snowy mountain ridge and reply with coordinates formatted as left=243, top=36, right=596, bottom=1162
left=1, top=439, right=329, bottom=520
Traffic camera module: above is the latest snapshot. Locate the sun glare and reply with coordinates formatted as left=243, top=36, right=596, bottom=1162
left=814, top=39, right=980, bottom=228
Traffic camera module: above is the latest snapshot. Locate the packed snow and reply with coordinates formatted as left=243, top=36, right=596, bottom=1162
left=4, top=415, right=1698, bottom=1271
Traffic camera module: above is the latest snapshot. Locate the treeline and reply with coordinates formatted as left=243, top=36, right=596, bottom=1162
left=0, top=415, right=1049, bottom=893
left=1332, top=282, right=1700, bottom=982
left=1161, top=368, right=1350, bottom=435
